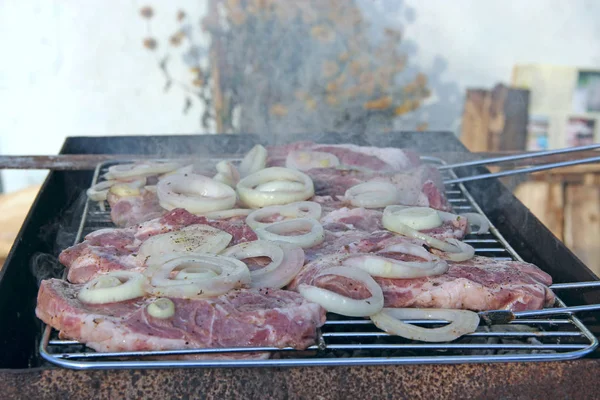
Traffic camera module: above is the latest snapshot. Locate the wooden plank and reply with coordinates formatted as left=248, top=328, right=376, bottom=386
left=460, top=85, right=529, bottom=153
left=564, top=183, right=600, bottom=276
left=0, top=185, right=41, bottom=264
left=500, top=87, right=529, bottom=151
left=513, top=181, right=564, bottom=240
left=460, top=89, right=491, bottom=152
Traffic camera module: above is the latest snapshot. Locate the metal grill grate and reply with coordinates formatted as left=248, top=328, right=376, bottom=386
left=39, top=157, right=599, bottom=369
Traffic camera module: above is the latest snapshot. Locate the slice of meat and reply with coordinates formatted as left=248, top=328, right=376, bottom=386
left=266, top=142, right=421, bottom=171
left=36, top=279, right=326, bottom=353
left=287, top=255, right=555, bottom=312
left=103, top=143, right=443, bottom=227
left=307, top=167, right=449, bottom=211
left=60, top=209, right=257, bottom=283
left=108, top=188, right=165, bottom=227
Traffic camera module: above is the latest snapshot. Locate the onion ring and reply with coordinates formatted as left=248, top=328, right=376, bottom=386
left=298, top=266, right=384, bottom=317
left=237, top=167, right=314, bottom=209
left=137, top=224, right=233, bottom=263
left=239, top=144, right=267, bottom=177
left=78, top=271, right=146, bottom=304
left=254, top=218, right=325, bottom=249
left=204, top=208, right=252, bottom=220
left=255, top=181, right=306, bottom=192
left=86, top=180, right=117, bottom=201
left=442, top=238, right=475, bottom=262
left=221, top=240, right=305, bottom=289
left=342, top=243, right=448, bottom=278
left=383, top=206, right=443, bottom=230
left=213, top=160, right=240, bottom=188
left=87, top=177, right=146, bottom=201
left=371, top=308, right=480, bottom=342
left=459, top=212, right=490, bottom=234
left=383, top=206, right=475, bottom=260
left=285, top=150, right=340, bottom=171
left=345, top=181, right=400, bottom=209
left=157, top=173, right=236, bottom=214
left=246, top=201, right=322, bottom=229
left=144, top=254, right=250, bottom=298
left=147, top=298, right=176, bottom=319
left=105, top=161, right=182, bottom=179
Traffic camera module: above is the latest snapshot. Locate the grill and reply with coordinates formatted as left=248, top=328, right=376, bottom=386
left=38, top=154, right=598, bottom=369
left=2, top=132, right=600, bottom=400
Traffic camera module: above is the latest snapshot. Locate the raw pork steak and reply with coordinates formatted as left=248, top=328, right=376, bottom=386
left=36, top=279, right=326, bottom=352
left=288, top=255, right=555, bottom=312
left=59, top=209, right=256, bottom=283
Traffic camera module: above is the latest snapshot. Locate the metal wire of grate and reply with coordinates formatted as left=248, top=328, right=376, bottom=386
left=39, top=157, right=599, bottom=369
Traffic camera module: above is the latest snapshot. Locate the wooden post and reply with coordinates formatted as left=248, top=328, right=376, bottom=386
left=460, top=84, right=530, bottom=152
left=208, top=0, right=224, bottom=134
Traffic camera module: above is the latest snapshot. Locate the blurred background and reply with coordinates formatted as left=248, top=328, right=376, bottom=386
left=1, top=0, right=599, bottom=269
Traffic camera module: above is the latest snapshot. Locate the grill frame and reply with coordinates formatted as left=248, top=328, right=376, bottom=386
left=38, top=155, right=598, bottom=369
left=2, top=132, right=600, bottom=371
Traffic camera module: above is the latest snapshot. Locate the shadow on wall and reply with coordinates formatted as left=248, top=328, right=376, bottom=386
left=141, top=0, right=462, bottom=137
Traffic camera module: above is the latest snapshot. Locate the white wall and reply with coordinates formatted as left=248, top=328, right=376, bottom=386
left=1, top=0, right=599, bottom=192
left=0, top=0, right=208, bottom=192
left=406, top=0, right=600, bottom=90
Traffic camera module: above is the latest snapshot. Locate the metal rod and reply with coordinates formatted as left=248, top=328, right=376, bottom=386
left=445, top=155, right=600, bottom=184
left=439, top=143, right=600, bottom=171
left=514, top=304, right=600, bottom=318
left=550, top=281, right=600, bottom=290
left=0, top=154, right=240, bottom=170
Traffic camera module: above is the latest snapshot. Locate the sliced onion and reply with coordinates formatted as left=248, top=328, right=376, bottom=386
left=383, top=206, right=443, bottom=231
left=383, top=206, right=475, bottom=260
left=147, top=298, right=175, bottom=319
left=371, top=308, right=480, bottom=342
left=86, top=180, right=117, bottom=201
left=157, top=173, right=236, bottom=214
left=343, top=243, right=448, bottom=278
left=433, top=210, right=489, bottom=235
left=237, top=167, right=314, bottom=208
left=442, top=238, right=475, bottom=262
left=213, top=160, right=240, bottom=188
left=221, top=240, right=305, bottom=289
left=460, top=213, right=490, bottom=234
left=144, top=254, right=250, bottom=298
left=239, top=144, right=267, bottom=177
left=345, top=181, right=400, bottom=209
left=255, top=181, right=306, bottom=192
left=254, top=218, right=324, bottom=249
left=174, top=267, right=218, bottom=280
left=105, top=161, right=182, bottom=179
left=144, top=185, right=157, bottom=193
left=137, top=224, right=233, bottom=263
left=160, top=164, right=194, bottom=179
left=285, top=150, right=340, bottom=171
left=109, top=181, right=144, bottom=197
left=78, top=271, right=146, bottom=304
left=204, top=208, right=252, bottom=220
left=245, top=201, right=322, bottom=229
left=87, top=177, right=146, bottom=201
left=298, top=266, right=384, bottom=317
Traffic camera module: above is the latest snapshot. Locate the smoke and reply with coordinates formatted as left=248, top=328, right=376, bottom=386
left=143, top=0, right=461, bottom=144
left=29, top=253, right=65, bottom=287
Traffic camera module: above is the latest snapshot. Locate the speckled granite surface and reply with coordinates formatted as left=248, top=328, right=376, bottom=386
left=2, top=361, right=600, bottom=399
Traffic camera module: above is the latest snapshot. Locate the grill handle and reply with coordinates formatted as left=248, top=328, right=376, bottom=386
left=444, top=155, right=600, bottom=184
left=480, top=304, right=600, bottom=326
left=440, top=143, right=600, bottom=171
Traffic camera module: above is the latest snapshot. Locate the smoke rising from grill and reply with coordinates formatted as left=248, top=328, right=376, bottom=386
left=141, top=0, right=461, bottom=142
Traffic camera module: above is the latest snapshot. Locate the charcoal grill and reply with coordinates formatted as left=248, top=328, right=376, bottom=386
left=2, top=132, right=600, bottom=398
